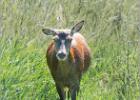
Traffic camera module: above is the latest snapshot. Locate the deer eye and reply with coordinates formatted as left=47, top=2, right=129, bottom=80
left=66, top=37, right=72, bottom=42
left=53, top=36, right=59, bottom=41
left=66, top=36, right=72, bottom=42
left=68, top=38, right=72, bottom=41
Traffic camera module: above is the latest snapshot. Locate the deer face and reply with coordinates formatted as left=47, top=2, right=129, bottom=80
left=53, top=31, right=72, bottom=61
left=42, top=20, right=84, bottom=61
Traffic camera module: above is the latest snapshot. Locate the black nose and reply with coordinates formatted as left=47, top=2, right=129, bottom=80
left=57, top=53, right=66, bottom=59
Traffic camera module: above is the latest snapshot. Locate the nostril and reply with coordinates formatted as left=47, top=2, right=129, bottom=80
left=57, top=53, right=66, bottom=59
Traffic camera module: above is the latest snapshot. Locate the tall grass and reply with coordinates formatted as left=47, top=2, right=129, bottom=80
left=0, top=0, right=139, bottom=99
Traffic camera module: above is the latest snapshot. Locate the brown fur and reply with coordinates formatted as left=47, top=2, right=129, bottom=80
left=46, top=33, right=91, bottom=100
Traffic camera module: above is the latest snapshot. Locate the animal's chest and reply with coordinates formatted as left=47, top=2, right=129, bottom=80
left=54, top=61, right=79, bottom=85
left=56, top=62, right=75, bottom=78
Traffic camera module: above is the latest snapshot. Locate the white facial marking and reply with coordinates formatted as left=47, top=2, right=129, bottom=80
left=56, top=40, right=67, bottom=61
left=61, top=40, right=66, bottom=54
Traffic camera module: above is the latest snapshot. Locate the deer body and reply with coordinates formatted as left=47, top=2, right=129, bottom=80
left=42, top=21, right=91, bottom=100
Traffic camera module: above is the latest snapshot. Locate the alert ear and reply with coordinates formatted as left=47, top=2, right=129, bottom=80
left=71, top=20, right=84, bottom=35
left=42, top=28, right=56, bottom=36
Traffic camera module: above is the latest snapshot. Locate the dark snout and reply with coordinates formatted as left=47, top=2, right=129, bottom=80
left=56, top=52, right=67, bottom=61
left=58, top=52, right=66, bottom=59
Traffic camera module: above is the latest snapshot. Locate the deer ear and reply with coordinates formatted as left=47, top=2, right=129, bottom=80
left=71, top=20, right=84, bottom=35
left=42, top=28, right=56, bottom=36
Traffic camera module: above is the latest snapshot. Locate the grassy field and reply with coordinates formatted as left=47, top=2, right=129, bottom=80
left=0, top=0, right=140, bottom=100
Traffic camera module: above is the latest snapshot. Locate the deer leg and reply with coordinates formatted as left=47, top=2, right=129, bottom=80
left=70, top=88, right=77, bottom=100
left=56, top=84, right=66, bottom=100
left=70, top=86, right=79, bottom=100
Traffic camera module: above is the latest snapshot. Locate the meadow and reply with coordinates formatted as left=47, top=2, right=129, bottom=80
left=0, top=0, right=140, bottom=99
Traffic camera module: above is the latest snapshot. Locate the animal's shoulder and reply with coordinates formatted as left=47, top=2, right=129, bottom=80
left=47, top=42, right=55, bottom=55
left=71, top=33, right=89, bottom=52
left=73, top=33, right=86, bottom=42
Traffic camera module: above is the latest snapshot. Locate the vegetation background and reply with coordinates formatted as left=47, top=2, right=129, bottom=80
left=0, top=0, right=140, bottom=99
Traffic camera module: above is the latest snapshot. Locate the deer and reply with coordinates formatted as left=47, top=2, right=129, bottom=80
left=42, top=20, right=91, bottom=100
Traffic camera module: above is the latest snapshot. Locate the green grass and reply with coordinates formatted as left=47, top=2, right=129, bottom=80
left=0, top=0, right=140, bottom=99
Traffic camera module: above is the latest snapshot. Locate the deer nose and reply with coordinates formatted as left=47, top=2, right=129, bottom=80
left=58, top=52, right=66, bottom=59
left=57, top=52, right=66, bottom=60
